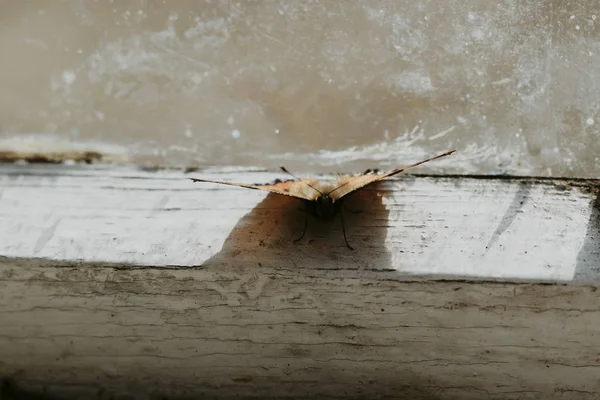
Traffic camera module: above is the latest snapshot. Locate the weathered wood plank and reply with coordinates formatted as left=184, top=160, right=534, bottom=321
left=0, top=164, right=597, bottom=281
left=2, top=258, right=600, bottom=399
left=1, top=164, right=599, bottom=399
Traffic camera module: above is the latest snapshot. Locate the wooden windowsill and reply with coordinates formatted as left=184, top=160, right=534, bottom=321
left=1, top=163, right=599, bottom=399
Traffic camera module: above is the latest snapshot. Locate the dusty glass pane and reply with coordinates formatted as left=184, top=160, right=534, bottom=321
left=0, top=0, right=598, bottom=176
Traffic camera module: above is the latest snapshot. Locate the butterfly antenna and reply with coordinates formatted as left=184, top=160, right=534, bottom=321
left=279, top=166, right=324, bottom=196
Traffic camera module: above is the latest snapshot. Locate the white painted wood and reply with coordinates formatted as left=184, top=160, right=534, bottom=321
left=0, top=164, right=597, bottom=281
left=1, top=164, right=600, bottom=399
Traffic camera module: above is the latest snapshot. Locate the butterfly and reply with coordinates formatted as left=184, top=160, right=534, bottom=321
left=190, top=149, right=456, bottom=250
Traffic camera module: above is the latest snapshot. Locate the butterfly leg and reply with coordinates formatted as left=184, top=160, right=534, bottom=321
left=294, top=213, right=309, bottom=243
left=340, top=209, right=354, bottom=250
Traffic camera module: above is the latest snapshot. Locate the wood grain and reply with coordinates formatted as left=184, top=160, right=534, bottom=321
left=0, top=164, right=597, bottom=281
left=1, top=164, right=599, bottom=399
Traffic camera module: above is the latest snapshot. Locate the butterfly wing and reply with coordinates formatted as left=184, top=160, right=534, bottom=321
left=327, top=149, right=456, bottom=200
left=189, top=177, right=317, bottom=201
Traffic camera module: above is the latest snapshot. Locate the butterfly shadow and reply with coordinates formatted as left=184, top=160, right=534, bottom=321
left=202, top=183, right=391, bottom=270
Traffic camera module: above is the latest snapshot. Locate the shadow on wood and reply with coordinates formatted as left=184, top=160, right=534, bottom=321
left=202, top=182, right=392, bottom=270
left=575, top=187, right=600, bottom=281
left=0, top=370, right=446, bottom=400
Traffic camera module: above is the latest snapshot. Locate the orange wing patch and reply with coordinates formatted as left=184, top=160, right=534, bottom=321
left=190, top=149, right=456, bottom=202
left=188, top=177, right=319, bottom=201
left=327, top=149, right=456, bottom=200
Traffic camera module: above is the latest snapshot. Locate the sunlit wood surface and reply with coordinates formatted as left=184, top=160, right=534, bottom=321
left=1, top=164, right=599, bottom=399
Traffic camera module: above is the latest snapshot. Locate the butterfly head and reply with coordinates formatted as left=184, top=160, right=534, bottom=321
left=310, top=194, right=339, bottom=220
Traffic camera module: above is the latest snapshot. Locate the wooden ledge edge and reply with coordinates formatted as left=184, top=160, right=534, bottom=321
left=1, top=256, right=597, bottom=287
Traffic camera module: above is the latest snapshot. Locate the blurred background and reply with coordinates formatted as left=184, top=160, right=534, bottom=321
left=0, top=0, right=599, bottom=176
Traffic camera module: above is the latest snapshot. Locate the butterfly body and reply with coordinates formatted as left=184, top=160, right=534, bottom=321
left=189, top=149, right=456, bottom=249
left=307, top=193, right=340, bottom=220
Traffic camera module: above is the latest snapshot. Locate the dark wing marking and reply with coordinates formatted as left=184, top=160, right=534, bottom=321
left=189, top=178, right=316, bottom=201
left=327, top=149, right=456, bottom=201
